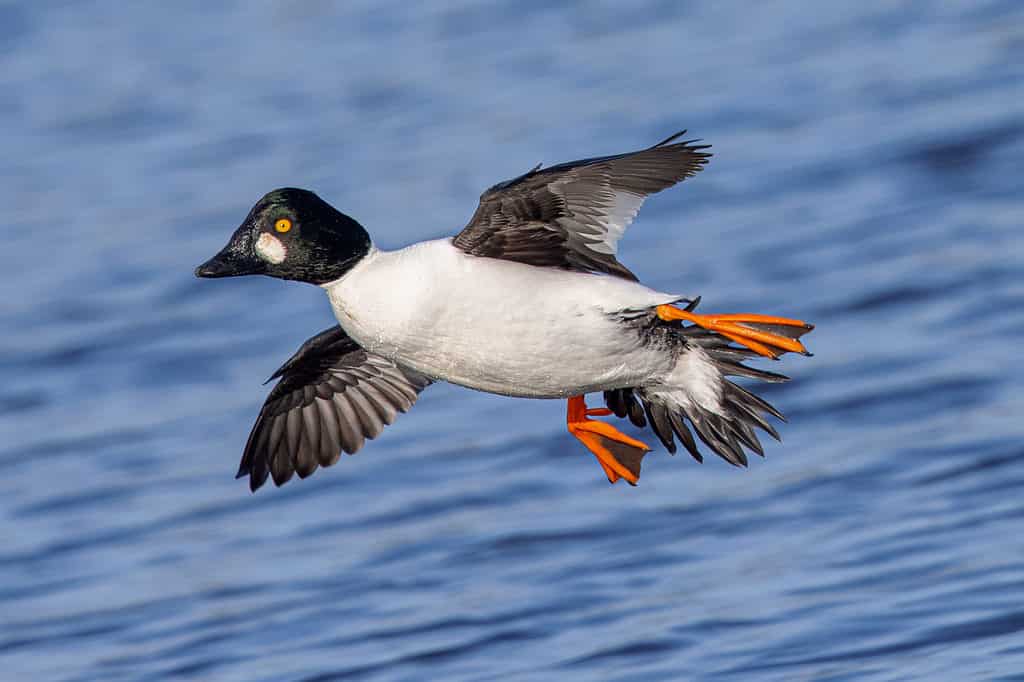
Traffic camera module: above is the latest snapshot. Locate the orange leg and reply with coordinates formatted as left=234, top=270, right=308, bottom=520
left=656, top=305, right=813, bottom=359
left=567, top=395, right=650, bottom=485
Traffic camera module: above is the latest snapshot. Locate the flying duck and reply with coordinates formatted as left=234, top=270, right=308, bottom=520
left=196, top=131, right=813, bottom=491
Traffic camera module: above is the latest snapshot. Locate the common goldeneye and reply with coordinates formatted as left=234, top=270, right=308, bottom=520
left=196, top=131, right=813, bottom=491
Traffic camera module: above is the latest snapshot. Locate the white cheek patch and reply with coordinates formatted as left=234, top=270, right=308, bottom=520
left=256, top=232, right=287, bottom=264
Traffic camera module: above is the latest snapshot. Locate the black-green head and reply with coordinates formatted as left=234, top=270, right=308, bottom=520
left=195, top=188, right=371, bottom=285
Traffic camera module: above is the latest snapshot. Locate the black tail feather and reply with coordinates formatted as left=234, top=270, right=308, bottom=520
left=727, top=381, right=786, bottom=422
left=643, top=400, right=677, bottom=453
left=730, top=393, right=782, bottom=442
left=667, top=410, right=702, bottom=462
left=603, top=387, right=647, bottom=428
left=715, top=359, right=791, bottom=383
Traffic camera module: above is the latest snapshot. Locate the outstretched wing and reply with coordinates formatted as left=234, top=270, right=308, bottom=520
left=238, top=326, right=431, bottom=491
left=452, top=131, right=711, bottom=281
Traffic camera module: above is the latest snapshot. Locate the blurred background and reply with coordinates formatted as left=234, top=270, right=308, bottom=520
left=2, top=1, right=1023, bottom=680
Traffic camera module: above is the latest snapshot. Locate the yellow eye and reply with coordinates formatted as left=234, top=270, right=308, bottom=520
left=274, top=218, right=292, bottom=233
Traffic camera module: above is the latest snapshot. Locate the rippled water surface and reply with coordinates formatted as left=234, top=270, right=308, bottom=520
left=3, top=2, right=1023, bottom=680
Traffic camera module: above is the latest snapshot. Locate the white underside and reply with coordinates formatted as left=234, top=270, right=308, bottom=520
left=322, top=239, right=711, bottom=403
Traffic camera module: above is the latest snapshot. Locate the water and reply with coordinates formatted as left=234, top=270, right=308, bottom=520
left=2, top=2, right=1023, bottom=680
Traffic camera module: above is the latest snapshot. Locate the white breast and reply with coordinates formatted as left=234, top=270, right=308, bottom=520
left=323, top=239, right=680, bottom=398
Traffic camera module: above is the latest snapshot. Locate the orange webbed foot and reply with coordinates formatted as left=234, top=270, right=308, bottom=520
left=567, top=396, right=650, bottom=485
left=656, top=304, right=814, bottom=359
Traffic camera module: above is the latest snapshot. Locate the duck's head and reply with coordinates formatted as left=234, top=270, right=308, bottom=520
left=195, top=188, right=371, bottom=285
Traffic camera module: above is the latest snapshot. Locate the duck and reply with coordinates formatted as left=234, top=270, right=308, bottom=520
left=195, top=130, right=813, bottom=492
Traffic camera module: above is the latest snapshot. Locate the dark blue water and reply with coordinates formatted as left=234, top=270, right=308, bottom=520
left=2, top=2, right=1023, bottom=680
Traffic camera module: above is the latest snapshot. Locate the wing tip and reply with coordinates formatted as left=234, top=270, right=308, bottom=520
left=649, top=128, right=713, bottom=157
left=650, top=129, right=688, bottom=148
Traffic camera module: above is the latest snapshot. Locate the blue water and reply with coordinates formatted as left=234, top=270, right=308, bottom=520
left=2, top=2, right=1023, bottom=680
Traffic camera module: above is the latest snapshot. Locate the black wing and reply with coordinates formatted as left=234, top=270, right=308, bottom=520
left=452, top=130, right=711, bottom=281
left=238, top=326, right=431, bottom=491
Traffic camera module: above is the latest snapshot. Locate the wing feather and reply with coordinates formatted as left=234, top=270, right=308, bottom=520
left=236, top=326, right=431, bottom=491
left=453, top=132, right=711, bottom=280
